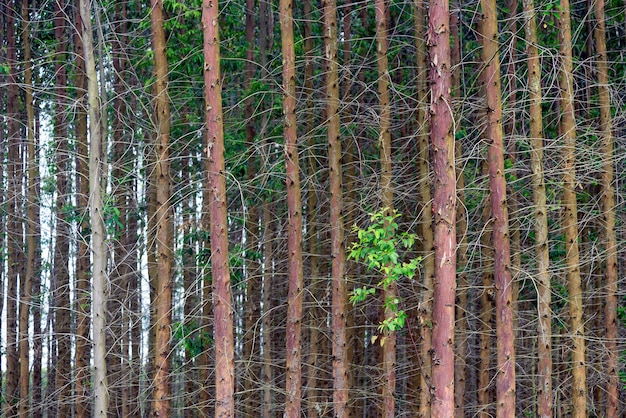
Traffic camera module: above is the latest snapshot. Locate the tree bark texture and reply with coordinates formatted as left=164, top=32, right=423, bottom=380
left=427, top=0, right=457, bottom=414
left=558, top=1, right=587, bottom=415
left=522, top=0, right=552, bottom=415
left=480, top=0, right=516, bottom=415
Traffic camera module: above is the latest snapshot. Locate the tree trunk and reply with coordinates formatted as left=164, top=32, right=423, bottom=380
left=323, top=0, right=350, bottom=414
left=203, top=1, right=235, bottom=416
left=6, top=0, right=22, bottom=413
left=592, top=0, right=619, bottom=415
left=20, top=1, right=36, bottom=414
left=280, top=0, right=305, bottom=415
left=427, top=0, right=456, bottom=414
left=79, top=0, right=109, bottom=415
left=74, top=0, right=91, bottom=415
left=243, top=1, right=261, bottom=416
left=414, top=1, right=433, bottom=415
left=375, top=1, right=396, bottom=415
left=150, top=0, right=174, bottom=414
left=522, top=0, right=552, bottom=415
left=480, top=0, right=516, bottom=414
left=262, top=202, right=274, bottom=418
left=451, top=3, right=469, bottom=414
left=303, top=1, right=321, bottom=416
left=557, top=1, right=586, bottom=415
left=111, top=3, right=128, bottom=414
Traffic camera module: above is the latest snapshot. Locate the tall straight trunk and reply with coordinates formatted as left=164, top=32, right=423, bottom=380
left=198, top=149, right=214, bottom=418
left=150, top=0, right=174, bottom=414
left=262, top=202, right=274, bottom=418
left=20, top=1, right=36, bottom=415
left=451, top=3, right=469, bottom=414
left=557, top=1, right=586, bottom=415
left=279, top=0, right=305, bottom=415
left=6, top=0, right=21, bottom=413
left=32, top=104, right=42, bottom=418
left=375, top=1, right=396, bottom=415
left=53, top=0, right=71, bottom=413
left=202, top=1, right=235, bottom=416
left=243, top=1, right=261, bottom=415
left=480, top=0, right=516, bottom=414
left=74, top=1, right=91, bottom=415
left=258, top=4, right=273, bottom=418
left=323, top=0, right=349, bottom=414
left=111, top=3, right=128, bottom=414
left=427, top=0, right=456, bottom=414
left=504, top=0, right=521, bottom=338
left=413, top=2, right=433, bottom=415
left=0, top=12, right=4, bottom=412
left=79, top=0, right=108, bottom=414
left=522, top=0, right=552, bottom=415
left=593, top=0, right=618, bottom=415
left=303, top=1, right=321, bottom=416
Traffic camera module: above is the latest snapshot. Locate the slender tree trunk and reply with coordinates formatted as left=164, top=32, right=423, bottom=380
left=522, top=0, right=552, bottom=415
left=20, top=2, right=36, bottom=414
left=262, top=202, right=274, bottom=418
left=6, top=0, right=22, bottom=413
left=53, top=0, right=71, bottom=412
left=150, top=0, right=174, bottom=414
left=323, top=0, right=350, bottom=414
left=480, top=0, right=516, bottom=414
left=414, top=1, right=433, bottom=415
left=203, top=1, right=235, bottom=416
left=79, top=0, right=109, bottom=415
left=242, top=1, right=261, bottom=416
left=198, top=148, right=214, bottom=418
left=427, top=0, right=456, bottom=414
left=74, top=0, right=91, bottom=415
left=32, top=104, right=42, bottom=418
left=557, top=1, right=586, bottom=415
left=375, top=1, right=396, bottom=415
left=302, top=1, right=321, bottom=416
left=111, top=3, right=128, bottom=414
left=592, top=0, right=619, bottom=415
left=280, top=0, right=305, bottom=415
left=451, top=3, right=469, bottom=414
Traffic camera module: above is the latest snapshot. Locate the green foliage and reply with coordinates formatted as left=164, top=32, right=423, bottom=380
left=173, top=320, right=212, bottom=358
left=348, top=209, right=421, bottom=335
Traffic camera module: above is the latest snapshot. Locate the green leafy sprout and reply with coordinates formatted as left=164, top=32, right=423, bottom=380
left=348, top=209, right=421, bottom=337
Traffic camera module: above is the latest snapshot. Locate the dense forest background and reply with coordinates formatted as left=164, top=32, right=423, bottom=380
left=1, top=0, right=626, bottom=416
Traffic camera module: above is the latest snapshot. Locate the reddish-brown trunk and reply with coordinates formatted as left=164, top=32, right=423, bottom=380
left=323, top=0, right=350, bottom=414
left=279, top=0, right=305, bottom=415
left=203, top=1, right=235, bottom=416
left=150, top=0, right=174, bottom=414
left=480, top=0, right=516, bottom=414
left=427, top=0, right=457, bottom=414
left=375, top=1, right=396, bottom=416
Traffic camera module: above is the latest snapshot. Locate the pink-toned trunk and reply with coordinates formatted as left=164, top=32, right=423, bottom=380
left=427, top=0, right=457, bottom=414
left=202, top=1, right=235, bottom=416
